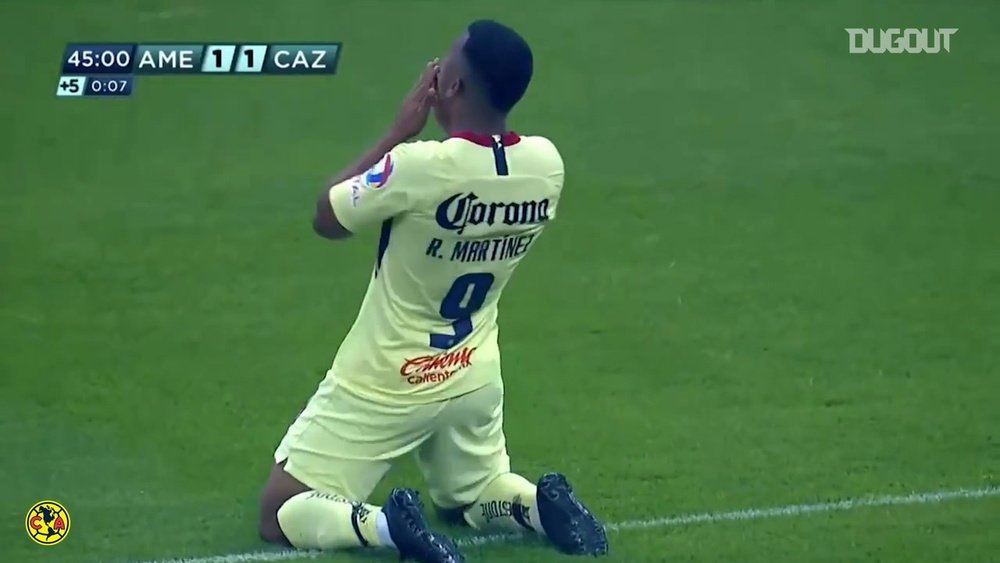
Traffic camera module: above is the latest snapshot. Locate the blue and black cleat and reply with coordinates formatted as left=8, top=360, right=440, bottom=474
left=536, top=473, right=610, bottom=557
left=382, top=488, right=465, bottom=563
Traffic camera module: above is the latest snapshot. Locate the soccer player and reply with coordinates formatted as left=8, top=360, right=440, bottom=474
left=258, top=20, right=609, bottom=562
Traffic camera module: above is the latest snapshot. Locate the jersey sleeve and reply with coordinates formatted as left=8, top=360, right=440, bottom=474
left=328, top=141, right=439, bottom=233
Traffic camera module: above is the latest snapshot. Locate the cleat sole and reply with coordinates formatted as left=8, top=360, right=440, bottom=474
left=537, top=473, right=610, bottom=557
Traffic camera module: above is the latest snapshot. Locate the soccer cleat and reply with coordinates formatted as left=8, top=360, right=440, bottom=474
left=536, top=472, right=609, bottom=557
left=382, top=488, right=465, bottom=563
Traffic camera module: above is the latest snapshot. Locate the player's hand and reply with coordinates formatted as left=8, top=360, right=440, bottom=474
left=389, top=59, right=439, bottom=142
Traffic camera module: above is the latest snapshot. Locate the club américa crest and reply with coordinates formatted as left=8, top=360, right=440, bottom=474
left=26, top=500, right=71, bottom=546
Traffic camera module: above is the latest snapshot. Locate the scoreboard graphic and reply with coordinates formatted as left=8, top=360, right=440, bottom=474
left=55, top=43, right=342, bottom=98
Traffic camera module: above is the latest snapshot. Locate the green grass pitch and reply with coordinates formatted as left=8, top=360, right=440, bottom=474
left=2, top=1, right=999, bottom=562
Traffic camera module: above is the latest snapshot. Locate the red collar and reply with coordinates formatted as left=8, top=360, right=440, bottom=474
left=450, top=131, right=521, bottom=147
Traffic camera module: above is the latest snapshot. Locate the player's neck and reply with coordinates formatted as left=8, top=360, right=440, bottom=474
left=446, top=112, right=509, bottom=137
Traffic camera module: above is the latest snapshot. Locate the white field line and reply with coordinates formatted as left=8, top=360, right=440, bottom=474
left=133, top=485, right=1000, bottom=563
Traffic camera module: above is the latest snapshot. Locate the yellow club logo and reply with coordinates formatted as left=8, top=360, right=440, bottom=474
left=26, top=500, right=71, bottom=546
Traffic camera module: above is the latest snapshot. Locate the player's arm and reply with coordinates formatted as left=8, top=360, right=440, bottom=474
left=312, top=135, right=403, bottom=239
left=312, top=59, right=439, bottom=240
left=320, top=142, right=438, bottom=238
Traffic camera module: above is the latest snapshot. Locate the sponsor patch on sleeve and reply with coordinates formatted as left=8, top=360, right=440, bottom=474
left=361, top=153, right=394, bottom=190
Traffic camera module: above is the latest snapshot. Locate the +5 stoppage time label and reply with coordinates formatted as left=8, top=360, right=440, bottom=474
left=55, top=43, right=342, bottom=98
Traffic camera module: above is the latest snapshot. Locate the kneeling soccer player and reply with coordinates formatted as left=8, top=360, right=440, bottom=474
left=258, top=20, right=608, bottom=562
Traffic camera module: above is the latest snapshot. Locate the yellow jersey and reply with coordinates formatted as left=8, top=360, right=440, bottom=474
left=326, top=132, right=564, bottom=404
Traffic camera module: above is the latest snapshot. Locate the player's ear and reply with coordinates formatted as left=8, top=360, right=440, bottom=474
left=445, top=77, right=463, bottom=98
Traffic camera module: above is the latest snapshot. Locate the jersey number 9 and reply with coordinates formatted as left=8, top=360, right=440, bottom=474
left=430, top=273, right=495, bottom=349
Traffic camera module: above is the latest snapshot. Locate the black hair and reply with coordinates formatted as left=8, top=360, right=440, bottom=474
left=462, top=20, right=533, bottom=113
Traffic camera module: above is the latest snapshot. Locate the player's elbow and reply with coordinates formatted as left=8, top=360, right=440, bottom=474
left=312, top=198, right=352, bottom=240
left=312, top=214, right=351, bottom=240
